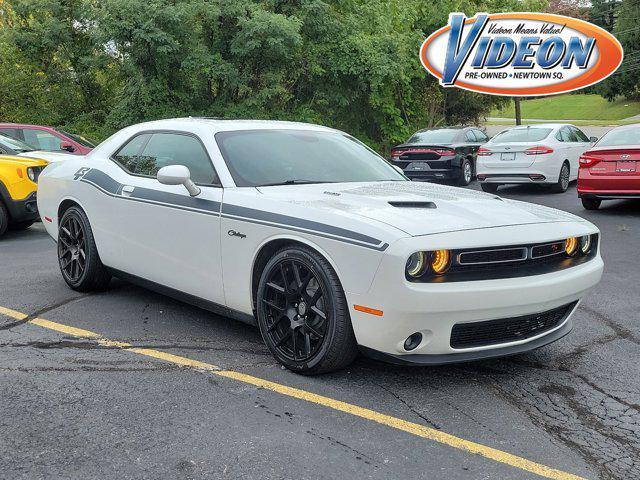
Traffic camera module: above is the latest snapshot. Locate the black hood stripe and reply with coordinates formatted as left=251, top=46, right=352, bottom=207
left=79, top=168, right=387, bottom=251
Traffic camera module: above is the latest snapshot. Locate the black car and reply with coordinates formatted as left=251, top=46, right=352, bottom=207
left=389, top=126, right=489, bottom=186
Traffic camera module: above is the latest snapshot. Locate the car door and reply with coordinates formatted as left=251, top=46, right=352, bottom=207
left=93, top=130, right=225, bottom=305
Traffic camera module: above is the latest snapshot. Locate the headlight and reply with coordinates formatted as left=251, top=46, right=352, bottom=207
left=579, top=235, right=592, bottom=255
left=430, top=249, right=451, bottom=274
left=26, top=167, right=40, bottom=183
left=565, top=237, right=578, bottom=257
left=406, top=252, right=427, bottom=278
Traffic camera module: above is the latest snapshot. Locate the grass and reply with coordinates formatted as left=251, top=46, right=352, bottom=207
left=489, top=94, right=640, bottom=121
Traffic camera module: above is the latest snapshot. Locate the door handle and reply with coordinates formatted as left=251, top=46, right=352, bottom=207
left=121, top=185, right=135, bottom=197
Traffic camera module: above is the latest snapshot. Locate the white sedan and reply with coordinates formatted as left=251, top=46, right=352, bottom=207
left=37, top=118, right=603, bottom=374
left=476, top=123, right=596, bottom=193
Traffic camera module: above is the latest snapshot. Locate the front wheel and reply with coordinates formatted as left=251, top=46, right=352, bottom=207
left=0, top=202, right=8, bottom=237
left=256, top=245, right=358, bottom=375
left=582, top=198, right=601, bottom=210
left=551, top=162, right=570, bottom=193
left=58, top=206, right=111, bottom=291
left=458, top=158, right=473, bottom=186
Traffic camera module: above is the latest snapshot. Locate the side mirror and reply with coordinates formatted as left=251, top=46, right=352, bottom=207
left=157, top=165, right=201, bottom=197
left=589, top=136, right=598, bottom=143
left=60, top=141, right=75, bottom=152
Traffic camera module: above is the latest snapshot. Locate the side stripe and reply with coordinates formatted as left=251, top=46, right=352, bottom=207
left=78, top=168, right=388, bottom=251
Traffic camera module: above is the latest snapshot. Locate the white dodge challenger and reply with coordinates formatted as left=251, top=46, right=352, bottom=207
left=37, top=118, right=604, bottom=374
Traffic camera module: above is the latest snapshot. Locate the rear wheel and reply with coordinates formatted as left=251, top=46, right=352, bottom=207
left=0, top=202, right=8, bottom=237
left=58, top=206, right=111, bottom=291
left=458, top=158, right=473, bottom=186
left=480, top=183, right=499, bottom=193
left=551, top=162, right=570, bottom=193
left=582, top=198, right=601, bottom=210
left=256, top=245, right=358, bottom=375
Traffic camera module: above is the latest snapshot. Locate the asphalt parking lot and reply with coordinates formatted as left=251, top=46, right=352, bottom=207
left=1, top=183, right=638, bottom=480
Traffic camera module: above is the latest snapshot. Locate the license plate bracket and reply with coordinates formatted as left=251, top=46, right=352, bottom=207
left=407, top=162, right=430, bottom=171
left=501, top=152, right=516, bottom=161
left=616, top=161, right=636, bottom=172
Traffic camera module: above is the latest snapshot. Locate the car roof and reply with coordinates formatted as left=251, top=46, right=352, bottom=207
left=505, top=123, right=572, bottom=130
left=0, top=123, right=55, bottom=129
left=122, top=117, right=339, bottom=134
left=414, top=126, right=473, bottom=133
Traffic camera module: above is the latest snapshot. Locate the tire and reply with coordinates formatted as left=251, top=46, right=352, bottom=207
left=458, top=158, right=473, bottom=186
left=58, top=206, right=111, bottom=291
left=256, top=245, right=358, bottom=375
left=0, top=202, right=8, bottom=238
left=551, top=162, right=570, bottom=193
left=582, top=198, right=601, bottom=210
left=9, top=220, right=34, bottom=231
left=480, top=183, right=499, bottom=193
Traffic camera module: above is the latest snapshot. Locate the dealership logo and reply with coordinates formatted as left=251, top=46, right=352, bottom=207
left=420, top=13, right=623, bottom=96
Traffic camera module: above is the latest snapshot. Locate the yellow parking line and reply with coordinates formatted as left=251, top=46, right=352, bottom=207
left=0, top=305, right=587, bottom=480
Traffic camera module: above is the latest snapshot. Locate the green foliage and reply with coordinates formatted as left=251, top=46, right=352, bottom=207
left=0, top=0, right=547, bottom=149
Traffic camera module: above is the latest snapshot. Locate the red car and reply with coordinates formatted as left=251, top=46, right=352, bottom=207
left=0, top=123, right=95, bottom=155
left=578, top=124, right=640, bottom=210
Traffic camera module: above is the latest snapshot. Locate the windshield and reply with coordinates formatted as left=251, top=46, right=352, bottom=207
left=491, top=128, right=552, bottom=143
left=597, top=127, right=640, bottom=147
left=57, top=130, right=96, bottom=147
left=0, top=133, right=35, bottom=153
left=406, top=129, right=459, bottom=144
left=215, top=129, right=406, bottom=187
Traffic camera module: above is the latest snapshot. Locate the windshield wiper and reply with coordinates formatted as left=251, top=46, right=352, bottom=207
left=259, top=179, right=334, bottom=187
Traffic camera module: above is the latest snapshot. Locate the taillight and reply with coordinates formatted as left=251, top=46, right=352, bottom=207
left=433, top=148, right=455, bottom=156
left=477, top=148, right=493, bottom=156
left=525, top=145, right=554, bottom=155
left=390, top=149, right=404, bottom=159
left=579, top=154, right=601, bottom=168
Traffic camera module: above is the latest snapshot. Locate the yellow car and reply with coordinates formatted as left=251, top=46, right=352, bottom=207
left=0, top=155, right=47, bottom=237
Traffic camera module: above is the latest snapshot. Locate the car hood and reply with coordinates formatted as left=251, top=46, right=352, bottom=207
left=256, top=181, right=584, bottom=236
left=0, top=154, right=47, bottom=167
left=18, top=150, right=81, bottom=163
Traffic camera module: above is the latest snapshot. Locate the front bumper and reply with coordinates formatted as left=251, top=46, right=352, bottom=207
left=346, top=223, right=603, bottom=363
left=5, top=192, right=39, bottom=223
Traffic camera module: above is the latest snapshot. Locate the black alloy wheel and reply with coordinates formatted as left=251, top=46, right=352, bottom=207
left=58, top=215, right=86, bottom=283
left=58, top=206, right=111, bottom=291
left=256, top=246, right=358, bottom=374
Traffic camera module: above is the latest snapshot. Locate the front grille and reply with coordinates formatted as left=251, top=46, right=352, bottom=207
left=458, top=247, right=526, bottom=265
left=450, top=302, right=576, bottom=349
left=531, top=241, right=565, bottom=259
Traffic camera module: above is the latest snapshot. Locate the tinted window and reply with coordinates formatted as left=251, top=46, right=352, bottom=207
left=556, top=128, right=573, bottom=142
left=473, top=129, right=489, bottom=142
left=596, top=127, right=640, bottom=146
left=22, top=128, right=61, bottom=151
left=0, top=128, right=21, bottom=140
left=406, top=129, right=459, bottom=144
left=464, top=131, right=476, bottom=142
left=57, top=130, right=96, bottom=147
left=216, top=129, right=405, bottom=187
left=491, top=128, right=552, bottom=143
left=571, top=127, right=589, bottom=142
left=114, top=132, right=218, bottom=185
left=0, top=133, right=35, bottom=153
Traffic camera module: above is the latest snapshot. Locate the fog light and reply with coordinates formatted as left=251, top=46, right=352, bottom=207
left=404, top=332, right=422, bottom=351
left=579, top=235, right=592, bottom=255
left=565, top=237, right=578, bottom=256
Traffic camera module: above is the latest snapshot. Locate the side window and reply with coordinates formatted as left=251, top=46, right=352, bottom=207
left=22, top=129, right=61, bottom=151
left=113, top=132, right=218, bottom=185
left=571, top=127, right=589, bottom=142
left=556, top=128, right=571, bottom=142
left=0, top=128, right=21, bottom=141
left=566, top=128, right=580, bottom=142
left=465, top=131, right=475, bottom=142
left=472, top=129, right=489, bottom=142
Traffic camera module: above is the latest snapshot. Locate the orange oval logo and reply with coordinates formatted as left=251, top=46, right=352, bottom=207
left=420, top=12, right=623, bottom=96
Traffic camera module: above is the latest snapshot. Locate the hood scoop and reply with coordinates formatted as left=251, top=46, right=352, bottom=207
left=388, top=201, right=436, bottom=209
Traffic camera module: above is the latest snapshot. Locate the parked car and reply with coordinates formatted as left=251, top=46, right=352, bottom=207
left=389, top=126, right=488, bottom=186
left=578, top=123, right=640, bottom=210
left=476, top=124, right=596, bottom=193
left=0, top=155, right=47, bottom=237
left=37, top=119, right=602, bottom=374
left=0, top=133, right=81, bottom=163
left=0, top=123, right=95, bottom=155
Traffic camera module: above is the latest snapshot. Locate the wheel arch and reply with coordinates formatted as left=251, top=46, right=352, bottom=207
left=250, top=235, right=343, bottom=312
